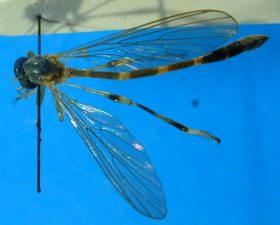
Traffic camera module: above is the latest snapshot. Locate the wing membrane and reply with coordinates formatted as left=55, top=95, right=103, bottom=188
left=51, top=87, right=166, bottom=219
left=55, top=10, right=238, bottom=73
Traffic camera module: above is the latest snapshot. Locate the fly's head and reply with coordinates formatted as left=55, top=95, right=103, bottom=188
left=14, top=56, right=37, bottom=89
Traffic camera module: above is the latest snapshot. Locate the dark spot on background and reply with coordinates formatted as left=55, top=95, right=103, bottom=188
left=192, top=99, right=199, bottom=107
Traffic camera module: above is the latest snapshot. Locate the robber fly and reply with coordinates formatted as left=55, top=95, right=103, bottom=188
left=13, top=10, right=268, bottom=219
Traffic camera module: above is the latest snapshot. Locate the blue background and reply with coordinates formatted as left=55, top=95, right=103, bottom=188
left=0, top=24, right=279, bottom=225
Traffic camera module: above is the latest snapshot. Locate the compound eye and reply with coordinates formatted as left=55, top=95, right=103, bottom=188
left=14, top=57, right=28, bottom=78
left=14, top=57, right=37, bottom=89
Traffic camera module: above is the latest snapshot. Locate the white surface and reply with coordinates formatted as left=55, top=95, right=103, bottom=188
left=0, top=0, right=279, bottom=35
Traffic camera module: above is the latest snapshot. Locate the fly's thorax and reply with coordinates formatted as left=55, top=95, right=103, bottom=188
left=23, top=55, right=65, bottom=85
left=14, top=54, right=65, bottom=89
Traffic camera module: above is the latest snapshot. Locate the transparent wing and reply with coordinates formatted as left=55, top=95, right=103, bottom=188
left=51, top=87, right=166, bottom=219
left=55, top=10, right=238, bottom=73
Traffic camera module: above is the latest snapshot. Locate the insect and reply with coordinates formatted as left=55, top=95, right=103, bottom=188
left=14, top=10, right=268, bottom=219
